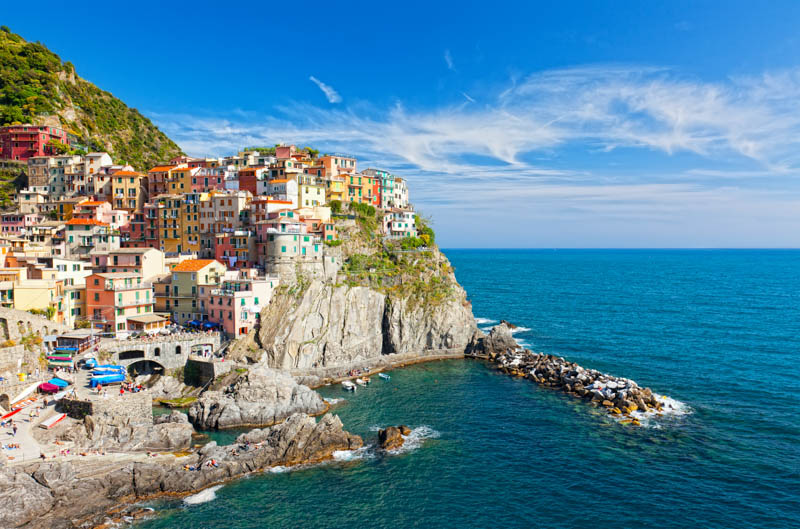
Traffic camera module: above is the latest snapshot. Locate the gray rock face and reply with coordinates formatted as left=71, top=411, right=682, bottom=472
left=231, top=259, right=477, bottom=370
left=188, top=367, right=326, bottom=429
left=1, top=413, right=361, bottom=529
left=41, top=414, right=194, bottom=452
left=0, top=467, right=54, bottom=528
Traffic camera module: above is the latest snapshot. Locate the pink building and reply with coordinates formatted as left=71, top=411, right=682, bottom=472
left=0, top=124, right=69, bottom=161
left=0, top=213, right=42, bottom=235
left=207, top=270, right=278, bottom=338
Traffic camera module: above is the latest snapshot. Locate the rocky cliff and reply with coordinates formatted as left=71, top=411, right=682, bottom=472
left=229, top=245, right=478, bottom=372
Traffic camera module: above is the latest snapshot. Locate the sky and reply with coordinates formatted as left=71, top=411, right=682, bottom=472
left=6, top=0, right=800, bottom=247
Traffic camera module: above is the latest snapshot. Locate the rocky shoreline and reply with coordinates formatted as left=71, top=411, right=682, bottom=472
left=468, top=322, right=682, bottom=424
left=1, top=413, right=362, bottom=529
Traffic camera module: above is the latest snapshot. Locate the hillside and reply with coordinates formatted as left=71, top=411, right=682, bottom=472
left=0, top=26, right=183, bottom=170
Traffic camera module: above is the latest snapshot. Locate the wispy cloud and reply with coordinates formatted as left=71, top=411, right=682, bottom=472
left=309, top=76, right=342, bottom=103
left=153, top=65, right=800, bottom=245
left=444, top=49, right=455, bottom=71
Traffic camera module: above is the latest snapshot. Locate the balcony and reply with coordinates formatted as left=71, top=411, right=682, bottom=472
left=105, top=281, right=152, bottom=291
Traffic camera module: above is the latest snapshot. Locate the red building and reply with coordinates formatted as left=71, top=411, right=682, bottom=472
left=0, top=124, right=69, bottom=161
left=120, top=205, right=160, bottom=249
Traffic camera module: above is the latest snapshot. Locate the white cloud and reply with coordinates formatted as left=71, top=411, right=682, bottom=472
left=444, top=49, right=454, bottom=71
left=461, top=91, right=475, bottom=103
left=309, top=76, right=342, bottom=103
left=152, top=65, right=800, bottom=246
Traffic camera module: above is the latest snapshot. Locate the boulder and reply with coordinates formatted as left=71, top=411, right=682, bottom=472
left=188, top=367, right=326, bottom=429
left=378, top=426, right=405, bottom=450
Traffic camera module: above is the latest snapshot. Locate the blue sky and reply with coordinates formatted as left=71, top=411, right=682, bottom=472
left=7, top=1, right=800, bottom=247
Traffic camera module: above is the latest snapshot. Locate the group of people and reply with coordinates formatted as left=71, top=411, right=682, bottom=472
left=1, top=419, right=18, bottom=437
left=183, top=458, right=219, bottom=471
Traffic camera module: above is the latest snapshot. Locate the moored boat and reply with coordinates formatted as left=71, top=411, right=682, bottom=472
left=341, top=380, right=356, bottom=391
left=378, top=373, right=390, bottom=380
left=355, top=378, right=367, bottom=387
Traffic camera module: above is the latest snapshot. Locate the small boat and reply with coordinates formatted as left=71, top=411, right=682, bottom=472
left=355, top=378, right=367, bottom=387
left=341, top=380, right=356, bottom=391
left=362, top=376, right=370, bottom=384
left=40, top=412, right=66, bottom=429
left=1, top=395, right=38, bottom=420
left=378, top=373, right=391, bottom=380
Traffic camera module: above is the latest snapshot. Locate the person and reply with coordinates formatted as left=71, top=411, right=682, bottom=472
left=119, top=387, right=124, bottom=396
left=11, top=424, right=17, bottom=437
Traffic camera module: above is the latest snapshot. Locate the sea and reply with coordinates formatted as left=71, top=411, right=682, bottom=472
left=136, top=249, right=800, bottom=528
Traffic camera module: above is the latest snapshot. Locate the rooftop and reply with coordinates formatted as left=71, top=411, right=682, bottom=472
left=173, top=259, right=219, bottom=272
left=66, top=218, right=109, bottom=226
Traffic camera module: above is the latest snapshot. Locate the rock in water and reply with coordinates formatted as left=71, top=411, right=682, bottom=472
left=378, top=426, right=405, bottom=450
left=188, top=367, right=326, bottom=429
left=468, top=321, right=519, bottom=356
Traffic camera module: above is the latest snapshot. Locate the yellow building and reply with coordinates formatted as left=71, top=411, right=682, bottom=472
left=155, top=195, right=184, bottom=253
left=170, top=167, right=200, bottom=194
left=111, top=170, right=145, bottom=211
left=181, top=193, right=204, bottom=254
left=325, top=175, right=345, bottom=203
left=13, top=278, right=64, bottom=324
left=299, top=181, right=326, bottom=208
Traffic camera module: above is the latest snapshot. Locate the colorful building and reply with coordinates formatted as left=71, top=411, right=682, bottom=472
left=0, top=124, right=69, bottom=161
left=85, top=272, right=155, bottom=338
left=207, top=271, right=278, bottom=338
left=161, top=259, right=226, bottom=324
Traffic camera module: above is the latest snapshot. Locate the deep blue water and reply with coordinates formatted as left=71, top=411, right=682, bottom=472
left=137, top=250, right=800, bottom=528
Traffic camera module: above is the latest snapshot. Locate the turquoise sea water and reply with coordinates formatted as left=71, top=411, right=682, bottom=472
left=136, top=250, right=800, bottom=528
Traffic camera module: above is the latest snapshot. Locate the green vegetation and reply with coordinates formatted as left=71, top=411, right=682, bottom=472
left=0, top=339, right=16, bottom=348
left=0, top=168, right=22, bottom=209
left=0, top=27, right=182, bottom=169
left=324, top=239, right=342, bottom=247
left=27, top=307, right=55, bottom=320
left=158, top=396, right=197, bottom=408
left=416, top=215, right=435, bottom=246
left=329, top=200, right=342, bottom=214
left=74, top=319, right=91, bottom=329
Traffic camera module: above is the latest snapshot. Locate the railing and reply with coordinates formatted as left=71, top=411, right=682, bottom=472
left=105, top=281, right=152, bottom=291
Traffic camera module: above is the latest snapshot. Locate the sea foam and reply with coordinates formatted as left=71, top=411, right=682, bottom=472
left=475, top=317, right=497, bottom=325
left=388, top=425, right=440, bottom=454
left=183, top=485, right=223, bottom=505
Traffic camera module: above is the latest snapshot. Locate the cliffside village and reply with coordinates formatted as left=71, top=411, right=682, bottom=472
left=0, top=124, right=418, bottom=342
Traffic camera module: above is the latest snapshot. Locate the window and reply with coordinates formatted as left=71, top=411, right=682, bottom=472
left=94, top=293, right=99, bottom=301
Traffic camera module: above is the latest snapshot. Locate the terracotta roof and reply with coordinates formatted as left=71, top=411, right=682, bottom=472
left=270, top=179, right=290, bottom=184
left=113, top=170, right=143, bottom=176
left=66, top=218, right=108, bottom=226
left=149, top=165, right=177, bottom=172
left=172, top=259, right=219, bottom=272
left=78, top=201, right=106, bottom=207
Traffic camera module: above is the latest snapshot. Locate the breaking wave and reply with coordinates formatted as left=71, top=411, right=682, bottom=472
left=475, top=317, right=497, bottom=325
left=183, top=485, right=223, bottom=505
left=387, top=425, right=440, bottom=454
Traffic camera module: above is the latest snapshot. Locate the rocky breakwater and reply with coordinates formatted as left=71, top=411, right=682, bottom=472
left=470, top=323, right=682, bottom=424
left=0, top=413, right=362, bottom=529
left=188, top=366, right=327, bottom=429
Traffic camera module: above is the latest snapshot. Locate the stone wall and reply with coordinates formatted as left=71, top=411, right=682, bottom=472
left=0, top=344, right=28, bottom=373
left=60, top=392, right=152, bottom=421
left=184, top=357, right=233, bottom=386
left=0, top=307, right=71, bottom=342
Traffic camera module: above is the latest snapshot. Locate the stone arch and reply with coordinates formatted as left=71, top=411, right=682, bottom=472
left=175, top=345, right=182, bottom=355
left=127, top=359, right=165, bottom=377
left=118, top=350, right=145, bottom=361
left=0, top=318, right=8, bottom=339
left=42, top=326, right=49, bottom=336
